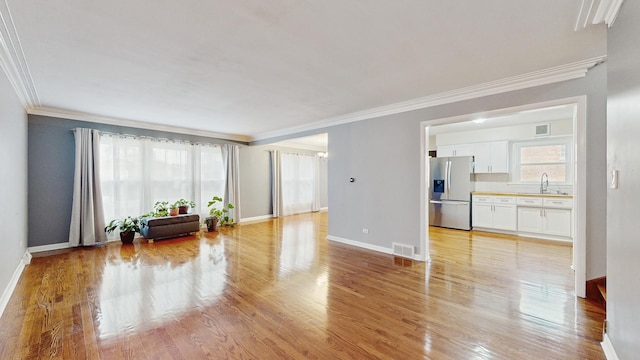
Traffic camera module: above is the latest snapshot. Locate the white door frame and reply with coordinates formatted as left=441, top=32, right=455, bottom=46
left=419, top=95, right=587, bottom=298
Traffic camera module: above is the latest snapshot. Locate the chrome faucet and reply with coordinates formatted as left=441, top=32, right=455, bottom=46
left=540, top=173, right=549, bottom=194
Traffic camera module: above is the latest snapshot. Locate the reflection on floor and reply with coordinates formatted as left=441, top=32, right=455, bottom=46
left=0, top=212, right=606, bottom=359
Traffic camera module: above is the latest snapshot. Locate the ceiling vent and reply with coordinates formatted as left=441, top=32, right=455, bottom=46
left=535, top=123, right=550, bottom=136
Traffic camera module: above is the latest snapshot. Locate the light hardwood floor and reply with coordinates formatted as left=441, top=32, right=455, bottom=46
left=0, top=212, right=605, bottom=359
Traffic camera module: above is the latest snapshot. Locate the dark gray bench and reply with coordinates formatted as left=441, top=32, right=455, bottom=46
left=140, top=214, right=200, bottom=242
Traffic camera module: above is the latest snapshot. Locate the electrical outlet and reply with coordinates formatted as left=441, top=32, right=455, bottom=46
left=362, top=228, right=369, bottom=234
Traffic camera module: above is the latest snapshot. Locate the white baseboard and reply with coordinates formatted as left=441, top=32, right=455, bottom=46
left=23, top=250, right=32, bottom=265
left=0, top=252, right=30, bottom=319
left=327, top=235, right=425, bottom=261
left=327, top=235, right=393, bottom=255
left=320, top=207, right=328, bottom=211
left=239, top=214, right=274, bottom=223
left=28, top=242, right=70, bottom=253
left=601, top=333, right=619, bottom=360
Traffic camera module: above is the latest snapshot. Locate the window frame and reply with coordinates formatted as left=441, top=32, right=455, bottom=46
left=511, top=136, right=573, bottom=185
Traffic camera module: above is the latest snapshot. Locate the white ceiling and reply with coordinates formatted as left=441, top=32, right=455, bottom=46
left=3, top=1, right=606, bottom=141
left=429, top=104, right=576, bottom=135
left=273, top=133, right=328, bottom=152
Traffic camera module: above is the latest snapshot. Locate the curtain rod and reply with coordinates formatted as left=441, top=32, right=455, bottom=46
left=71, top=127, right=224, bottom=147
left=268, top=149, right=320, bottom=157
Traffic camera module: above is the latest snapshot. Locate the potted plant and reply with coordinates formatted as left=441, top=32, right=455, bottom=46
left=175, top=199, right=195, bottom=214
left=104, top=216, right=141, bottom=244
left=205, top=196, right=235, bottom=232
left=152, top=201, right=170, bottom=217
left=169, top=203, right=179, bottom=216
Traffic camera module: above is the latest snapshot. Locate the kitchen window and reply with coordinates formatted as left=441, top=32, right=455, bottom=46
left=512, top=137, right=572, bottom=183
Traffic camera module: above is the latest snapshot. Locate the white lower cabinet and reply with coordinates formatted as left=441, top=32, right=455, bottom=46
left=517, top=197, right=572, bottom=238
left=472, top=194, right=573, bottom=240
left=517, top=207, right=544, bottom=233
left=543, top=208, right=572, bottom=237
left=472, top=196, right=517, bottom=231
left=473, top=203, right=494, bottom=228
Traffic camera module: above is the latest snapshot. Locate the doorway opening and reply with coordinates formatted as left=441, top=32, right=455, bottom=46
left=419, top=97, right=587, bottom=297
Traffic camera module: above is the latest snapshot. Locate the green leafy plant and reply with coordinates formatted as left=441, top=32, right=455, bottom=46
left=104, top=216, right=141, bottom=234
left=152, top=201, right=170, bottom=217
left=207, top=196, right=235, bottom=227
left=174, top=199, right=195, bottom=208
left=170, top=203, right=178, bottom=210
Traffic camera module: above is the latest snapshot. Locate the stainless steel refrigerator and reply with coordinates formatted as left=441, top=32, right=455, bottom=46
left=429, top=156, right=475, bottom=230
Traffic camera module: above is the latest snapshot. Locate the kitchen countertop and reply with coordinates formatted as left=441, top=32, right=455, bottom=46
left=472, top=191, right=573, bottom=199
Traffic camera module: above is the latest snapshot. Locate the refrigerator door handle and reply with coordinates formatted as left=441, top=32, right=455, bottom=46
left=445, top=160, right=451, bottom=195
left=432, top=200, right=469, bottom=205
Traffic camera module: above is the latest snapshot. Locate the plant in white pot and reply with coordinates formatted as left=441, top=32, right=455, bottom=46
left=205, top=196, right=235, bottom=232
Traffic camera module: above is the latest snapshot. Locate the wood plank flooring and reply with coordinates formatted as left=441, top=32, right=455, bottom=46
left=0, top=212, right=606, bottom=359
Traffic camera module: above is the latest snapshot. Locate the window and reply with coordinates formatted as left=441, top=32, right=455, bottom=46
left=99, top=135, right=225, bottom=223
left=512, top=137, right=572, bottom=183
left=281, top=153, right=317, bottom=216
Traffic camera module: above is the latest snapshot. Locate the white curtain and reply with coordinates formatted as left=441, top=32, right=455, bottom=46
left=280, top=152, right=317, bottom=216
left=223, top=144, right=241, bottom=222
left=69, top=128, right=107, bottom=246
left=198, top=144, right=226, bottom=218
left=99, top=135, right=225, bottom=226
left=312, top=155, right=321, bottom=212
left=270, top=150, right=283, bottom=217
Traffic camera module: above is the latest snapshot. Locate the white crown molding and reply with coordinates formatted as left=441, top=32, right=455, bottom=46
left=28, top=106, right=252, bottom=143
left=251, top=56, right=606, bottom=141
left=576, top=0, right=624, bottom=30
left=272, top=141, right=327, bottom=152
left=592, top=0, right=625, bottom=27
left=0, top=1, right=39, bottom=107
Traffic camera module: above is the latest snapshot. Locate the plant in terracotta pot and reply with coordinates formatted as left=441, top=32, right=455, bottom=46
left=104, top=216, right=141, bottom=244
left=205, top=196, right=235, bottom=232
left=169, top=203, right=179, bottom=216
left=175, top=199, right=195, bottom=214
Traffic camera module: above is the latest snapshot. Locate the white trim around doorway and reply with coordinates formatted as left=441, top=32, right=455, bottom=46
left=420, top=96, right=587, bottom=298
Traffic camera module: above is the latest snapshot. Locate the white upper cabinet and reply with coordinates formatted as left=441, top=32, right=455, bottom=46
left=437, top=144, right=474, bottom=157
left=473, top=141, right=509, bottom=173
left=438, top=141, right=508, bottom=172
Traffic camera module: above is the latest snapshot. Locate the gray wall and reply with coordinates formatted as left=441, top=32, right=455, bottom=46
left=239, top=144, right=328, bottom=220
left=28, top=115, right=329, bottom=246
left=320, top=64, right=607, bottom=275
left=0, top=70, right=28, bottom=303
left=239, top=145, right=273, bottom=219
left=606, top=2, right=640, bottom=357
left=27, top=115, right=245, bottom=247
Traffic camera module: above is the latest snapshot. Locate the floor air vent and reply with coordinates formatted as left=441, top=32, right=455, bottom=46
left=392, top=243, right=415, bottom=259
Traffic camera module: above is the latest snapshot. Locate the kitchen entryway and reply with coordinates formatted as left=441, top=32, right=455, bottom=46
left=421, top=97, right=588, bottom=297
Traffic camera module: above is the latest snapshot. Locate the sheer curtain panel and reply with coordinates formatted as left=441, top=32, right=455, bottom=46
left=223, top=144, right=241, bottom=222
left=68, top=128, right=107, bottom=246
left=99, top=135, right=225, bottom=227
left=280, top=152, right=316, bottom=216
left=270, top=150, right=283, bottom=217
